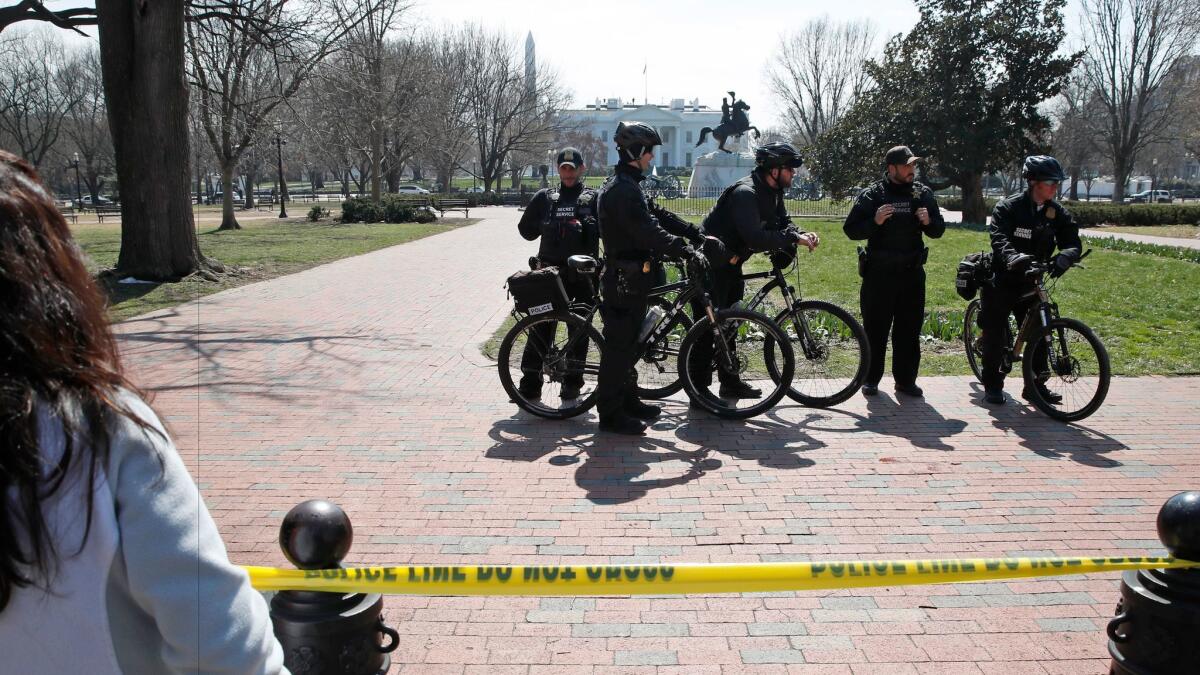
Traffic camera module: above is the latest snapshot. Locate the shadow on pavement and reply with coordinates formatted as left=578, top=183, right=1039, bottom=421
left=670, top=404, right=822, bottom=469
left=973, top=385, right=1127, bottom=466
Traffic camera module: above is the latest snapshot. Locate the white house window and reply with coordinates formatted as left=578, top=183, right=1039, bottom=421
left=686, top=130, right=693, bottom=143
left=686, top=152, right=692, bottom=166
left=662, top=151, right=670, bottom=167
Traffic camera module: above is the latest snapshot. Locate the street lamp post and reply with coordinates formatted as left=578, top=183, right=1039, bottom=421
left=472, top=160, right=477, bottom=192
left=71, top=152, right=82, bottom=208
left=273, top=130, right=288, bottom=218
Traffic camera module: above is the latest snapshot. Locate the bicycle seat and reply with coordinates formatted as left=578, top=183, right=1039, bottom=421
left=567, top=255, right=598, bottom=275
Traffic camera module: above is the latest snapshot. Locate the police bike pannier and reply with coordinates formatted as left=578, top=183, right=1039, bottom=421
left=505, top=266, right=571, bottom=315
left=955, top=251, right=993, bottom=300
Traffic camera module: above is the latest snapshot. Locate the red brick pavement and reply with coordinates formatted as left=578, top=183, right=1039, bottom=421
left=115, top=207, right=1200, bottom=673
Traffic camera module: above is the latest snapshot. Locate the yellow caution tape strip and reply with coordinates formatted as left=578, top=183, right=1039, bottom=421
left=244, top=556, right=1200, bottom=596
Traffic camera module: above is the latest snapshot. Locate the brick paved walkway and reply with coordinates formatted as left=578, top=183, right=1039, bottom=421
left=116, top=207, right=1200, bottom=674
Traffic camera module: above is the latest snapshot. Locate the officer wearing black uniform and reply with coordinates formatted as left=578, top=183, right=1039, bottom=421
left=515, top=147, right=599, bottom=400
left=595, top=121, right=710, bottom=435
left=691, top=142, right=819, bottom=399
left=978, top=155, right=1082, bottom=405
left=844, top=145, right=945, bottom=398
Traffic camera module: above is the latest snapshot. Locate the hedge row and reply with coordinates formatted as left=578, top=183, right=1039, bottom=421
left=341, top=196, right=438, bottom=224
left=938, top=195, right=1200, bottom=227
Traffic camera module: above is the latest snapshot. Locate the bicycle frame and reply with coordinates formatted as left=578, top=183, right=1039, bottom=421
left=739, top=264, right=828, bottom=361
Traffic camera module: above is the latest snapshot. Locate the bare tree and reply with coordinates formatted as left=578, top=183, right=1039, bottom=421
left=1080, top=0, right=1200, bottom=203
left=415, top=28, right=473, bottom=193
left=61, top=46, right=114, bottom=202
left=1050, top=67, right=1101, bottom=200
left=765, top=16, right=877, bottom=147
left=188, top=0, right=384, bottom=229
left=0, top=28, right=81, bottom=169
left=460, top=24, right=572, bottom=192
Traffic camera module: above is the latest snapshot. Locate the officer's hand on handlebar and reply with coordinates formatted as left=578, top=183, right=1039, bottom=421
left=1006, top=253, right=1035, bottom=271
left=790, top=229, right=819, bottom=252
left=1050, top=253, right=1074, bottom=278
left=701, top=236, right=726, bottom=260
left=683, top=246, right=708, bottom=272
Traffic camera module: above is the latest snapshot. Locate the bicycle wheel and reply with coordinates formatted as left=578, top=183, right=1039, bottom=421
left=1022, top=317, right=1110, bottom=422
left=678, top=308, right=795, bottom=419
left=497, top=311, right=603, bottom=419
left=963, top=299, right=985, bottom=382
left=766, top=300, right=869, bottom=407
left=635, top=302, right=692, bottom=399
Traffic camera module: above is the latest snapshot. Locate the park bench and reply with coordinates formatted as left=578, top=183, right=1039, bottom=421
left=255, top=197, right=277, bottom=211
left=58, top=207, right=78, bottom=224
left=433, top=197, right=469, bottom=218
left=95, top=205, right=122, bottom=223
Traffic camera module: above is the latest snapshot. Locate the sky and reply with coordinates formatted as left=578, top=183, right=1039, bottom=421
left=412, top=0, right=922, bottom=129
left=41, top=0, right=1089, bottom=129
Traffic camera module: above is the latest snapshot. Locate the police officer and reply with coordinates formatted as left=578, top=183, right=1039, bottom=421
left=843, top=145, right=945, bottom=398
left=595, top=121, right=713, bottom=435
left=690, top=142, right=819, bottom=400
left=978, top=155, right=1082, bottom=405
left=515, top=147, right=599, bottom=400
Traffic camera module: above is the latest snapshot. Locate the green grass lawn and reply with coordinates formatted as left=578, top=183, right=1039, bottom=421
left=487, top=216, right=1200, bottom=376
left=1087, top=224, right=1200, bottom=240
left=76, top=217, right=475, bottom=322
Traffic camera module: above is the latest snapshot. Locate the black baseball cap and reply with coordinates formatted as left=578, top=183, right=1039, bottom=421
left=885, top=145, right=922, bottom=166
left=556, top=147, right=584, bottom=168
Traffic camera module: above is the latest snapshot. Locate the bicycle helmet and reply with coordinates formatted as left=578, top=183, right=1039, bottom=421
left=755, top=142, right=804, bottom=170
left=1021, top=155, right=1066, bottom=182
left=614, top=121, right=663, bottom=161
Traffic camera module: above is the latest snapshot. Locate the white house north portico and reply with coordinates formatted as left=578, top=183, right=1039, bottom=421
left=560, top=98, right=724, bottom=169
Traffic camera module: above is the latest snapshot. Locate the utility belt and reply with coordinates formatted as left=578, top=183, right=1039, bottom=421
left=857, top=246, right=928, bottom=277
left=606, top=256, right=654, bottom=303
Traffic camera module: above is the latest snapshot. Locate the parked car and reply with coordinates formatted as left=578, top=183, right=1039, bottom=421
left=396, top=185, right=431, bottom=195
left=79, top=195, right=114, bottom=207
left=465, top=186, right=486, bottom=193
left=207, top=190, right=243, bottom=204
left=1127, top=190, right=1173, bottom=204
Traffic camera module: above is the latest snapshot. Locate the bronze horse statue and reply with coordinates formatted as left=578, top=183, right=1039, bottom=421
left=697, top=98, right=760, bottom=153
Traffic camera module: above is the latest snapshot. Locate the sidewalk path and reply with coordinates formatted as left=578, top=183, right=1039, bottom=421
left=116, top=206, right=1200, bottom=673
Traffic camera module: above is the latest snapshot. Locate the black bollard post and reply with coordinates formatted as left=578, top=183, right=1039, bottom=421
left=1108, top=491, right=1200, bottom=674
left=270, top=500, right=399, bottom=674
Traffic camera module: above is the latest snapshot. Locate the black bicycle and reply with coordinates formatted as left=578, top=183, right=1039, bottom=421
left=497, top=255, right=796, bottom=419
left=962, top=250, right=1110, bottom=422
left=742, top=254, right=870, bottom=408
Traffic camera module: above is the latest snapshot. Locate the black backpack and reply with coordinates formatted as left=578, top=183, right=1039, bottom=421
left=955, top=251, right=993, bottom=301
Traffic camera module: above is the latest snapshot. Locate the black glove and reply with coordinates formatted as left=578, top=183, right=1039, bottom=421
left=783, top=226, right=804, bottom=243
left=701, top=236, right=726, bottom=260
left=683, top=246, right=708, bottom=271
left=1006, top=253, right=1034, bottom=271
left=1050, top=253, right=1072, bottom=278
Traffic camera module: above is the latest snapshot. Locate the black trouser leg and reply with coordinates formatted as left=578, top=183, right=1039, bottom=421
left=978, top=284, right=1021, bottom=391
left=859, top=271, right=897, bottom=386
left=597, top=296, right=645, bottom=418
left=518, top=320, right=555, bottom=389
left=890, top=266, right=926, bottom=386
left=688, top=265, right=744, bottom=386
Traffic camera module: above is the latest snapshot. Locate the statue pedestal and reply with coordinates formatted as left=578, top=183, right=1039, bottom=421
left=687, top=136, right=754, bottom=197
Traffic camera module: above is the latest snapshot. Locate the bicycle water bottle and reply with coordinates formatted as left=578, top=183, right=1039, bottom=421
left=638, top=305, right=666, bottom=344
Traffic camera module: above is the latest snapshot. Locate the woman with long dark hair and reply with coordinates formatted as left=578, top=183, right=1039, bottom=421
left=0, top=151, right=285, bottom=673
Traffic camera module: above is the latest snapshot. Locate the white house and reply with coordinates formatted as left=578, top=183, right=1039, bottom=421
left=559, top=97, right=725, bottom=169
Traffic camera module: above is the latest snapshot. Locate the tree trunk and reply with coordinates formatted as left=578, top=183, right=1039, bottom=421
left=1111, top=155, right=1128, bottom=204
left=219, top=162, right=240, bottom=230
left=437, top=166, right=452, bottom=194
left=411, top=164, right=423, bottom=182
left=370, top=130, right=382, bottom=202
left=98, top=0, right=204, bottom=280
left=1068, top=167, right=1079, bottom=201
left=244, top=168, right=256, bottom=210
left=960, top=171, right=988, bottom=224
left=509, top=166, right=520, bottom=189
left=340, top=168, right=350, bottom=198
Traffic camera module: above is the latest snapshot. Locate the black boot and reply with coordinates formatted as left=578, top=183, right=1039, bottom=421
left=1022, top=385, right=1063, bottom=404
left=624, top=398, right=662, bottom=420
left=718, top=379, right=762, bottom=398
left=517, top=377, right=542, bottom=399
left=599, top=412, right=647, bottom=435
left=560, top=382, right=582, bottom=400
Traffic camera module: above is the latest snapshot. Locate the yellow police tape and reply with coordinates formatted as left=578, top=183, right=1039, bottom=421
left=244, top=556, right=1200, bottom=596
